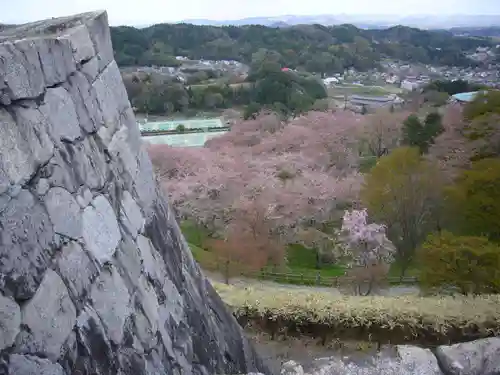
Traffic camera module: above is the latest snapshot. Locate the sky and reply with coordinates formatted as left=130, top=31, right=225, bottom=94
left=2, top=0, right=500, bottom=26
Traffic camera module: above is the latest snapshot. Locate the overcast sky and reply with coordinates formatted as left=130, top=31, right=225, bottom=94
left=2, top=0, right=500, bottom=25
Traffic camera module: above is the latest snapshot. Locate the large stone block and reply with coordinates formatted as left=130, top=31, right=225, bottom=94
left=115, top=234, right=144, bottom=293
left=17, top=269, right=76, bottom=360
left=109, top=125, right=140, bottom=180
left=44, top=187, right=83, bottom=240
left=75, top=305, right=117, bottom=375
left=45, top=137, right=107, bottom=192
left=8, top=354, right=66, bottom=375
left=134, top=148, right=157, bottom=219
left=57, top=242, right=99, bottom=306
left=0, top=292, right=21, bottom=351
left=65, top=70, right=103, bottom=134
left=120, top=106, right=143, bottom=155
left=90, top=266, right=131, bottom=345
left=82, top=195, right=121, bottom=264
left=93, top=60, right=131, bottom=127
left=0, top=190, right=55, bottom=300
left=80, top=56, right=100, bottom=82
left=397, top=345, right=442, bottom=375
left=34, top=37, right=76, bottom=87
left=84, top=11, right=114, bottom=71
left=120, top=191, right=145, bottom=238
left=0, top=41, right=45, bottom=102
left=41, top=86, right=82, bottom=143
left=436, top=338, right=500, bottom=375
left=0, top=107, right=53, bottom=189
left=58, top=24, right=96, bottom=64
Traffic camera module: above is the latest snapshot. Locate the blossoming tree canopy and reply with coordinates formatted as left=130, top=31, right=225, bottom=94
left=340, top=209, right=395, bottom=267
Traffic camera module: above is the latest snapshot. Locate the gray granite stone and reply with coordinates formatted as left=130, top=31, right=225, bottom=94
left=17, top=269, right=76, bottom=360
left=0, top=292, right=21, bottom=351
left=82, top=195, right=121, bottom=264
left=0, top=107, right=53, bottom=187
left=36, top=178, right=50, bottom=196
left=8, top=354, right=66, bottom=375
left=120, top=191, right=145, bottom=238
left=58, top=23, right=95, bottom=63
left=84, top=11, right=114, bottom=71
left=65, top=70, right=103, bottom=133
left=436, top=338, right=500, bottom=375
left=93, top=60, right=130, bottom=127
left=41, top=86, right=82, bottom=143
left=90, top=266, right=131, bottom=345
left=0, top=40, right=45, bottom=101
left=34, top=37, right=76, bottom=87
left=44, top=187, right=82, bottom=239
left=56, top=242, right=99, bottom=305
left=0, top=189, right=55, bottom=300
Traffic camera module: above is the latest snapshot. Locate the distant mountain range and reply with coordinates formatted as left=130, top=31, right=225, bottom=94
left=178, top=14, right=500, bottom=30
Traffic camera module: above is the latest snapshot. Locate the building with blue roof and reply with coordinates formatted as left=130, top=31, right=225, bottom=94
left=451, top=91, right=480, bottom=103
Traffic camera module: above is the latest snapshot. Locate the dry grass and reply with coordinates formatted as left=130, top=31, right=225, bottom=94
left=213, top=281, right=500, bottom=346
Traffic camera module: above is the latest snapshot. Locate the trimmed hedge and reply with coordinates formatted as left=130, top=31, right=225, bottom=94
left=213, top=282, right=500, bottom=346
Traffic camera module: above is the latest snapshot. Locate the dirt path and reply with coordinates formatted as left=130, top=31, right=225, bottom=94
left=206, top=272, right=420, bottom=296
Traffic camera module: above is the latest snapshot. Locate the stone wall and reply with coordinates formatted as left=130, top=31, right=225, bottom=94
left=0, top=11, right=270, bottom=375
left=250, top=338, right=500, bottom=375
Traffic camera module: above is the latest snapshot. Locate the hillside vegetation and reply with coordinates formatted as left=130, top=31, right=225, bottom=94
left=111, top=23, right=491, bottom=72
left=150, top=90, right=500, bottom=294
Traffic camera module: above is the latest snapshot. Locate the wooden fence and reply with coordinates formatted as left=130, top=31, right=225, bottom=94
left=248, top=270, right=419, bottom=287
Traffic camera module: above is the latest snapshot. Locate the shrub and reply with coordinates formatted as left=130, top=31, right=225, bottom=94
left=213, top=281, right=500, bottom=345
left=418, top=231, right=500, bottom=295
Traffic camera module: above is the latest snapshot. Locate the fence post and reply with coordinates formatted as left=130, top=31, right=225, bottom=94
left=316, top=272, right=321, bottom=286
left=300, top=274, right=304, bottom=283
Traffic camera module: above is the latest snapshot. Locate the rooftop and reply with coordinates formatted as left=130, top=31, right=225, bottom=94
left=349, top=95, right=395, bottom=103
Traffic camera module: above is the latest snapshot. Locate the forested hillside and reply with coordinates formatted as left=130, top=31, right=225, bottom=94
left=111, top=23, right=491, bottom=72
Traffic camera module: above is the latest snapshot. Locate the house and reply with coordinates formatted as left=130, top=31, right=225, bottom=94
left=401, top=80, right=420, bottom=91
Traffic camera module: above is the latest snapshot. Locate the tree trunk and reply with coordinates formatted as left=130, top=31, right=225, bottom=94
left=315, top=250, right=321, bottom=269
left=399, top=261, right=409, bottom=281
left=224, top=260, right=230, bottom=285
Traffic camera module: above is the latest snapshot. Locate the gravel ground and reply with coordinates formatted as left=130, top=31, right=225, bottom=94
left=247, top=329, right=392, bottom=374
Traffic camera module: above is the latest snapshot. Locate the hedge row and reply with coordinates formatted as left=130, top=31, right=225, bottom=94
left=213, top=282, right=500, bottom=346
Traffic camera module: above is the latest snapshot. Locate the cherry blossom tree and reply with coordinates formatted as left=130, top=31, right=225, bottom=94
left=206, top=197, right=286, bottom=283
left=427, top=104, right=474, bottom=181
left=147, top=111, right=379, bottom=242
left=359, top=109, right=410, bottom=158
left=339, top=209, right=395, bottom=295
